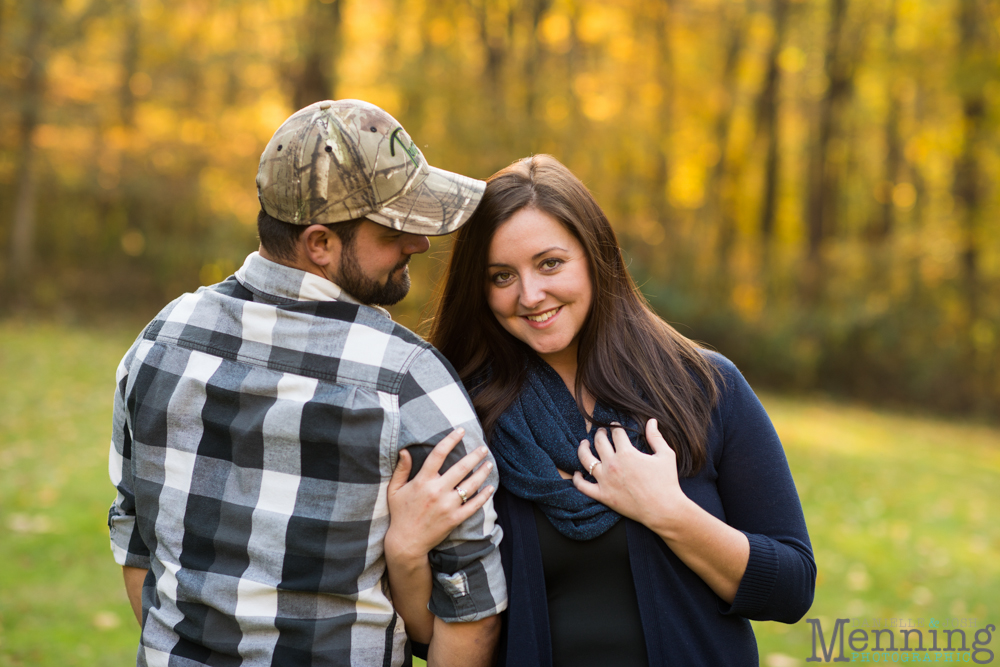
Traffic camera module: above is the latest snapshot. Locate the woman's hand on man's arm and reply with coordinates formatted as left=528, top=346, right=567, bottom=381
left=384, top=428, right=496, bottom=644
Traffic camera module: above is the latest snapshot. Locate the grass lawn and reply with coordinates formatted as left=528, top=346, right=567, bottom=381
left=1, top=322, right=997, bottom=666
left=752, top=396, right=999, bottom=664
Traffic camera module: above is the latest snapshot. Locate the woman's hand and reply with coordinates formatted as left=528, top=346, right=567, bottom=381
left=384, top=428, right=495, bottom=645
left=572, top=419, right=690, bottom=533
left=385, top=428, right=495, bottom=563
left=574, top=419, right=749, bottom=604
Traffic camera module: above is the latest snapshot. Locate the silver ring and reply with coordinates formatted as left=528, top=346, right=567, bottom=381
left=455, top=486, right=468, bottom=504
left=588, top=460, right=602, bottom=476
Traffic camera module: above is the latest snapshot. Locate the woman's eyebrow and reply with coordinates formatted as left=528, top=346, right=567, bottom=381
left=488, top=247, right=568, bottom=269
left=532, top=246, right=566, bottom=259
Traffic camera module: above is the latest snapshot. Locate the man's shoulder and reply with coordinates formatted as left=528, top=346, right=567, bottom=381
left=130, top=278, right=447, bottom=395
left=335, top=312, right=465, bottom=394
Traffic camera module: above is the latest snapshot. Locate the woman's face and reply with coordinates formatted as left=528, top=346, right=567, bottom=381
left=486, top=207, right=593, bottom=367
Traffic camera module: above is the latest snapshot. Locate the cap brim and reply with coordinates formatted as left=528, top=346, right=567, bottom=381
left=365, top=166, right=486, bottom=236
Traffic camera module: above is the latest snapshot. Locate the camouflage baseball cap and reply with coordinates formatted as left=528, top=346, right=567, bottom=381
left=256, top=100, right=485, bottom=236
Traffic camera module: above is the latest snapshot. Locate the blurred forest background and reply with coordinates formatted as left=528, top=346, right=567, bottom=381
left=1, top=0, right=999, bottom=416
left=1, top=2, right=999, bottom=664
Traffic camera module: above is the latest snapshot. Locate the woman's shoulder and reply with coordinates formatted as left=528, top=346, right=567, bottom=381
left=698, top=348, right=739, bottom=377
left=695, top=348, right=758, bottom=410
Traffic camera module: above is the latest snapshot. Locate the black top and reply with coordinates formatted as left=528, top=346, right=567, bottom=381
left=533, top=505, right=648, bottom=667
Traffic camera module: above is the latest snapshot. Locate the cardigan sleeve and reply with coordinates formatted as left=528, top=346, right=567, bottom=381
left=708, top=354, right=816, bottom=623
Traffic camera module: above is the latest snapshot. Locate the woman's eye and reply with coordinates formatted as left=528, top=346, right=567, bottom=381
left=541, top=258, right=562, bottom=270
left=491, top=272, right=514, bottom=286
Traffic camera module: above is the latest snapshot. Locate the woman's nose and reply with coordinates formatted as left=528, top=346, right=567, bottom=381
left=518, top=274, right=546, bottom=308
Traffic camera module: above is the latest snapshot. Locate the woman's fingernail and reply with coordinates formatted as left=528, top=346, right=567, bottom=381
left=487, top=461, right=493, bottom=470
left=479, top=445, right=488, bottom=454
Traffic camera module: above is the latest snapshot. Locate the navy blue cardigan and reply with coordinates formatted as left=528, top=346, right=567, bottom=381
left=493, top=354, right=815, bottom=666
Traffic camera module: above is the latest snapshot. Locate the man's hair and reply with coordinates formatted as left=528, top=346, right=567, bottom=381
left=257, top=208, right=364, bottom=260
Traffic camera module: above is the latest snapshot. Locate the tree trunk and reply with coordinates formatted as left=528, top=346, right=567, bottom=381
left=873, top=0, right=901, bottom=242
left=877, top=96, right=902, bottom=240
left=559, top=6, right=585, bottom=166
left=292, top=0, right=342, bottom=109
left=953, top=0, right=987, bottom=322
left=395, top=0, right=430, bottom=130
left=757, top=0, right=790, bottom=249
left=652, top=0, right=674, bottom=233
left=7, top=0, right=50, bottom=286
left=522, top=0, right=552, bottom=126
left=708, top=11, right=746, bottom=277
left=805, top=0, right=851, bottom=277
left=477, top=0, right=507, bottom=122
left=119, top=0, right=141, bottom=126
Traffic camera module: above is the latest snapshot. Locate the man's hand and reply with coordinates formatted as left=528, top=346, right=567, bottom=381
left=122, top=566, right=147, bottom=627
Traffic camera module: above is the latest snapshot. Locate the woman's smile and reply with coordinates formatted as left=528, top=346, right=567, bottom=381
left=522, top=306, right=563, bottom=326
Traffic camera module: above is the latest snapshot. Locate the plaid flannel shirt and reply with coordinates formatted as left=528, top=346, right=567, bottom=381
left=108, top=252, right=506, bottom=667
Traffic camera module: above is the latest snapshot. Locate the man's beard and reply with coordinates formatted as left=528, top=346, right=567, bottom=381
left=336, top=239, right=411, bottom=306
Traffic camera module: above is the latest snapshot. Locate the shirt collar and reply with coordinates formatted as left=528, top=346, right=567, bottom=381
left=234, top=252, right=390, bottom=317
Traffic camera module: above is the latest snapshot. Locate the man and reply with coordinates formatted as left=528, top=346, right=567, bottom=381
left=108, top=100, right=506, bottom=667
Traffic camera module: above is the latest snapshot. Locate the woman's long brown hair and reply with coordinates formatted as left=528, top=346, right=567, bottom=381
left=429, top=155, right=721, bottom=476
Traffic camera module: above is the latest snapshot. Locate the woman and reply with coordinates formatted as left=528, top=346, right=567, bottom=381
left=384, top=155, right=815, bottom=666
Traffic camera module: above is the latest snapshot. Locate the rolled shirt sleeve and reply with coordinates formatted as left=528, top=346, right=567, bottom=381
left=397, top=347, right=508, bottom=623
left=108, top=341, right=152, bottom=569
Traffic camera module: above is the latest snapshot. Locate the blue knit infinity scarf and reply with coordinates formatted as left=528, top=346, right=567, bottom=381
left=489, top=359, right=645, bottom=541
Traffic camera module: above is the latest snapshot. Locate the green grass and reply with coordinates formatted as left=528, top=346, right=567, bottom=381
left=753, top=398, right=1000, bottom=664
left=0, top=322, right=141, bottom=666
left=1, top=322, right=997, bottom=666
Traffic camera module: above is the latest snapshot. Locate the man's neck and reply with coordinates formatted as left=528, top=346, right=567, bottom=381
left=258, top=245, right=329, bottom=281
left=253, top=247, right=377, bottom=311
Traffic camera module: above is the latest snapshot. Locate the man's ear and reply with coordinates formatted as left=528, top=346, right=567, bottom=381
left=300, top=224, right=341, bottom=270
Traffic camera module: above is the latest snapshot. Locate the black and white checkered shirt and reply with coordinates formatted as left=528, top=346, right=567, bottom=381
left=109, top=252, right=506, bottom=667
